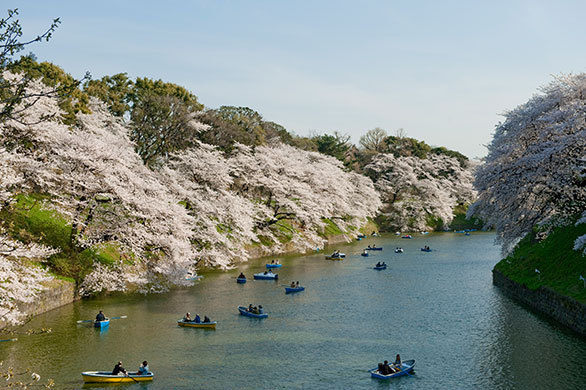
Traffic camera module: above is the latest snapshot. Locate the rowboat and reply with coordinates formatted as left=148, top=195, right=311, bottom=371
left=365, top=247, right=383, bottom=251
left=325, top=252, right=345, bottom=260
left=94, top=319, right=110, bottom=328
left=370, top=359, right=415, bottom=379
left=373, top=264, right=387, bottom=270
left=401, top=235, right=412, bottom=239
left=253, top=272, right=278, bottom=280
left=81, top=371, right=154, bottom=383
left=238, top=306, right=268, bottom=318
left=266, top=263, right=282, bottom=268
left=420, top=248, right=432, bottom=252
left=236, top=277, right=247, bottom=284
left=394, top=248, right=404, bottom=253
left=177, top=320, right=217, bottom=329
left=285, top=286, right=305, bottom=294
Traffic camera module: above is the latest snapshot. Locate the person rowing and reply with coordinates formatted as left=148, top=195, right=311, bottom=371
left=183, top=312, right=192, bottom=322
left=112, top=361, right=127, bottom=376
left=238, top=272, right=245, bottom=279
left=290, top=281, right=296, bottom=288
left=203, top=315, right=211, bottom=323
left=95, top=310, right=106, bottom=322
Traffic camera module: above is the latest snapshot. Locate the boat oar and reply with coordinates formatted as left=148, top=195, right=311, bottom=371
left=0, top=338, right=17, bottom=342
left=76, top=315, right=127, bottom=324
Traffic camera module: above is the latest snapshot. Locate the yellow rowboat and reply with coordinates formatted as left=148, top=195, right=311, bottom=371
left=177, top=320, right=217, bottom=329
left=81, top=371, right=153, bottom=383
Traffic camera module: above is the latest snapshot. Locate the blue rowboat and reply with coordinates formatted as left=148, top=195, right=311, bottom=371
left=373, top=265, right=387, bottom=270
left=253, top=272, right=278, bottom=280
left=266, top=263, right=282, bottom=268
left=238, top=306, right=268, bottom=318
left=285, top=286, right=305, bottom=294
left=401, top=235, right=412, bottom=239
left=236, top=277, right=246, bottom=284
left=365, top=247, right=383, bottom=251
left=94, top=319, right=110, bottom=328
left=420, top=248, right=432, bottom=252
left=370, top=359, right=415, bottom=379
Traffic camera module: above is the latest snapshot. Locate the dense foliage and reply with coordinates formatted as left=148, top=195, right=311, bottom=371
left=469, top=74, right=586, bottom=254
left=0, top=79, right=381, bottom=323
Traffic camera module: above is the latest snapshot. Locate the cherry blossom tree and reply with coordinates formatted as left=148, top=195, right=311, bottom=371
left=469, top=74, right=586, bottom=254
left=364, top=153, right=477, bottom=231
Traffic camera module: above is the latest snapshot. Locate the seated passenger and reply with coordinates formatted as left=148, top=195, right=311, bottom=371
left=291, top=281, right=296, bottom=288
left=394, top=354, right=402, bottom=366
left=203, top=315, right=210, bottom=323
left=183, top=312, right=192, bottom=322
left=238, top=272, right=245, bottom=279
left=248, top=304, right=253, bottom=312
left=258, top=305, right=263, bottom=314
left=137, top=361, right=149, bottom=375
left=296, top=281, right=300, bottom=287
left=194, top=314, right=201, bottom=323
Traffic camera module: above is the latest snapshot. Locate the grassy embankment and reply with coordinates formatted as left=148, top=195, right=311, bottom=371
left=0, top=193, right=124, bottom=284
left=494, top=221, right=586, bottom=303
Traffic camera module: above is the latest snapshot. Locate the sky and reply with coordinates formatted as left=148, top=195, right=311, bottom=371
left=11, top=0, right=586, bottom=158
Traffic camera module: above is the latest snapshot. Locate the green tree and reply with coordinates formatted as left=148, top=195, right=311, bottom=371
left=84, top=73, right=132, bottom=117
left=312, top=132, right=351, bottom=161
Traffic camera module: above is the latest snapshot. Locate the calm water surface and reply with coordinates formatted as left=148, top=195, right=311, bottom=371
left=2, top=233, right=586, bottom=389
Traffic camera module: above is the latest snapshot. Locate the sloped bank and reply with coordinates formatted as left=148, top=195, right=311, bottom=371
left=493, top=269, right=586, bottom=336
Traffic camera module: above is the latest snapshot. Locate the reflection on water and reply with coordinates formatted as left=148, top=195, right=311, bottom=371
left=2, top=233, right=585, bottom=389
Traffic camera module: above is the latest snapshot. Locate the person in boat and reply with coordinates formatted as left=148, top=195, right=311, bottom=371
left=377, top=362, right=384, bottom=374
left=238, top=272, right=245, bottom=279
left=183, top=312, right=192, bottom=322
left=296, top=281, right=300, bottom=287
left=291, top=281, right=296, bottom=288
left=137, top=361, right=149, bottom=375
left=271, top=259, right=275, bottom=264
left=376, top=262, right=381, bottom=267
left=112, top=361, right=127, bottom=376
left=253, top=306, right=259, bottom=314
left=381, top=360, right=391, bottom=375
left=367, top=245, right=371, bottom=249
left=96, top=310, right=105, bottom=322
left=394, top=354, right=402, bottom=366
left=203, top=315, right=210, bottom=323
left=194, top=314, right=201, bottom=323
left=258, top=305, right=263, bottom=314
left=248, top=304, right=253, bottom=312
left=263, top=270, right=268, bottom=275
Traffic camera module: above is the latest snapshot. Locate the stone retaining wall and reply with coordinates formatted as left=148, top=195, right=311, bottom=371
left=493, top=269, right=586, bottom=336
left=0, top=279, right=77, bottom=330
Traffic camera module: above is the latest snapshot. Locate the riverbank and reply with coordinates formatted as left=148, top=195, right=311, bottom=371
left=1, top=228, right=364, bottom=330
left=493, top=269, right=586, bottom=336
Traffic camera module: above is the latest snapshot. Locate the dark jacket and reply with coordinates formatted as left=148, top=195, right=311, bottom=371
left=96, top=313, right=105, bottom=322
left=112, top=363, right=126, bottom=375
